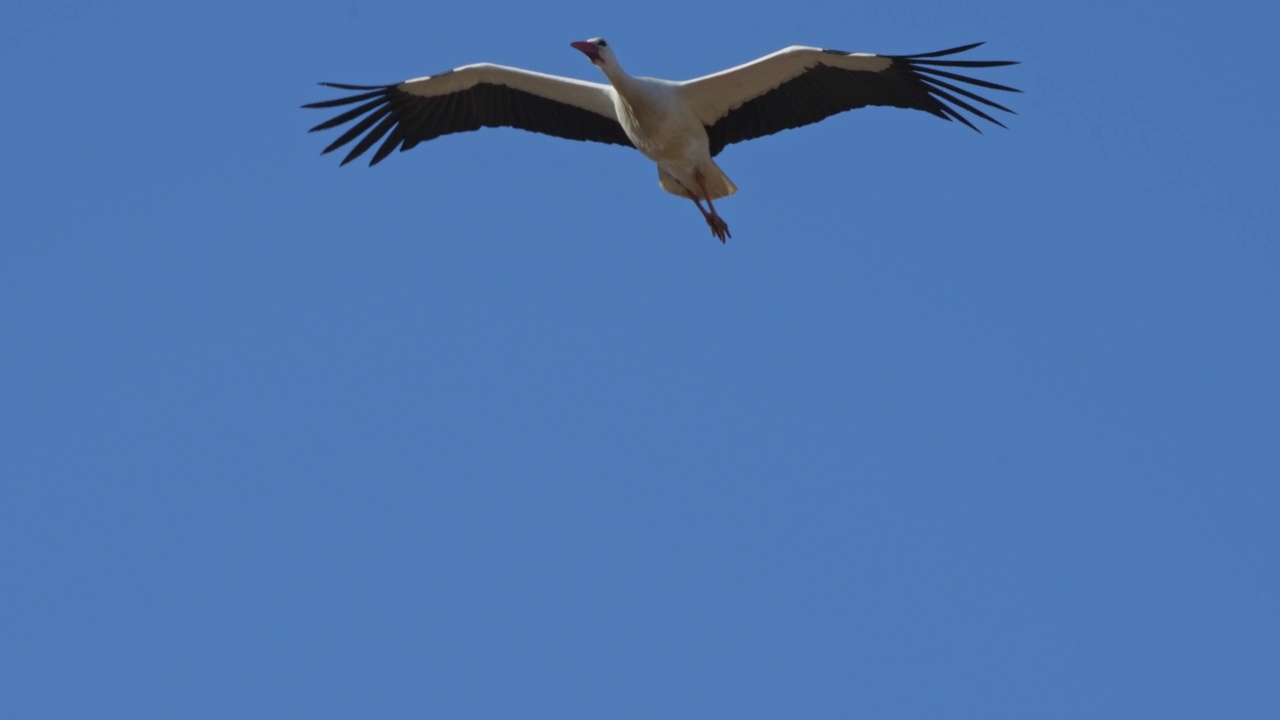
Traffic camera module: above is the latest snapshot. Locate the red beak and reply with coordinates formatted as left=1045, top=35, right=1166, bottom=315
left=570, top=40, right=601, bottom=62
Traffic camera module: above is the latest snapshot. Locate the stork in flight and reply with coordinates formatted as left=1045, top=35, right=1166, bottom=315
left=304, top=39, right=1019, bottom=243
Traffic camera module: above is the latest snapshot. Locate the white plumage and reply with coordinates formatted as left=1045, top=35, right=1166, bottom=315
left=305, top=39, right=1019, bottom=242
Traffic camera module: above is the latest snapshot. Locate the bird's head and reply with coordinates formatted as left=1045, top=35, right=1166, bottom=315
left=570, top=38, right=615, bottom=70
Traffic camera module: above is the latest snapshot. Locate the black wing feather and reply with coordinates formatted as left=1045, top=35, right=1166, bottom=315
left=304, top=79, right=633, bottom=166
left=343, top=112, right=400, bottom=166
left=323, top=105, right=392, bottom=156
left=705, top=43, right=1020, bottom=156
left=309, top=97, right=388, bottom=133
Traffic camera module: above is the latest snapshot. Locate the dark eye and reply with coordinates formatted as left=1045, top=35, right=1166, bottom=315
left=597, top=40, right=608, bottom=47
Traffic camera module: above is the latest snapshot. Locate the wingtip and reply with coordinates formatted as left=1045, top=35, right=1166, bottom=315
left=318, top=81, right=395, bottom=91
left=901, top=41, right=985, bottom=59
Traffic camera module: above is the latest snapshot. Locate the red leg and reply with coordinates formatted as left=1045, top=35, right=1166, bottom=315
left=694, top=171, right=731, bottom=243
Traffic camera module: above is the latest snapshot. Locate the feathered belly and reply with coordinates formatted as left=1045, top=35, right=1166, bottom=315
left=635, top=132, right=706, bottom=166
left=613, top=94, right=733, bottom=199
left=618, top=105, right=708, bottom=164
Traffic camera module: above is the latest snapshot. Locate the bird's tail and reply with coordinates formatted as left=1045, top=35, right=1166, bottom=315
left=699, top=160, right=738, bottom=201
left=658, top=161, right=738, bottom=201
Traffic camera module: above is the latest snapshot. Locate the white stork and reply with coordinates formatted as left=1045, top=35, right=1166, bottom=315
left=304, top=39, right=1019, bottom=243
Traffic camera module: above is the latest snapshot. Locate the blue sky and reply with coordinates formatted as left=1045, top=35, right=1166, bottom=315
left=3, top=1, right=1277, bottom=717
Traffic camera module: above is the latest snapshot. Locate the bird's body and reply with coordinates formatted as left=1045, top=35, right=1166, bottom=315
left=609, top=74, right=736, bottom=201
left=305, top=39, right=1019, bottom=242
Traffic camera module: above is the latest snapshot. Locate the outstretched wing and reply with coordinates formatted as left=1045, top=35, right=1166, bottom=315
left=679, top=43, right=1020, bottom=156
left=304, top=63, right=634, bottom=166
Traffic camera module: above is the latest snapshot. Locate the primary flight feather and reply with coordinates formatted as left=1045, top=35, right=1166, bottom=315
left=304, top=39, right=1020, bottom=243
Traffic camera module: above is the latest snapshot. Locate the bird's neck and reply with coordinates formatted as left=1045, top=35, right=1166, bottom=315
left=601, top=64, right=648, bottom=107
left=600, top=62, right=633, bottom=89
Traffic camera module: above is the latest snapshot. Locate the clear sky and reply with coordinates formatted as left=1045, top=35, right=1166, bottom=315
left=3, top=1, right=1277, bottom=717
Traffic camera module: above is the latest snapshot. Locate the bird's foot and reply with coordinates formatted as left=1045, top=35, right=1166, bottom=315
left=706, top=214, right=731, bottom=244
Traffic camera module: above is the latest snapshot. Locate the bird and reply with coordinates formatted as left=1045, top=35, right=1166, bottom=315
left=304, top=39, right=1019, bottom=243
